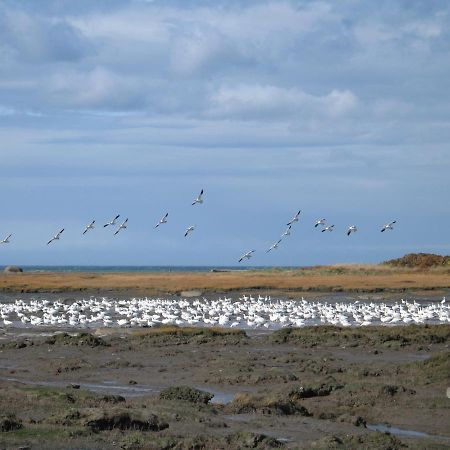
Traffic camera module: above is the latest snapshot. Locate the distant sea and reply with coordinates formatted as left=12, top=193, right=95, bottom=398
left=19, top=266, right=297, bottom=273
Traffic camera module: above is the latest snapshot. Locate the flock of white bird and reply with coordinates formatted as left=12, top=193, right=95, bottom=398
left=0, top=295, right=447, bottom=329
left=0, top=189, right=398, bottom=263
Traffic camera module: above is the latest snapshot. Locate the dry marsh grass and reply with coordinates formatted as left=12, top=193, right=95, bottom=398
left=0, top=265, right=449, bottom=294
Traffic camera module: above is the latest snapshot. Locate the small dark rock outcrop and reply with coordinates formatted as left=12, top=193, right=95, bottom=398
left=3, top=265, right=23, bottom=274
left=159, top=386, right=214, bottom=404
left=0, top=415, right=23, bottom=432
left=85, top=409, right=168, bottom=432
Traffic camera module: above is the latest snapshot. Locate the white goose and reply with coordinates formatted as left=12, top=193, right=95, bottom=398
left=381, top=220, right=396, bottom=232
left=192, top=189, right=204, bottom=205
left=104, top=215, right=120, bottom=228
left=322, top=225, right=334, bottom=232
left=287, top=210, right=301, bottom=226
left=184, top=226, right=195, bottom=237
left=239, top=250, right=255, bottom=263
left=347, top=225, right=357, bottom=236
left=266, top=239, right=282, bottom=253
left=0, top=234, right=12, bottom=244
left=114, top=218, right=128, bottom=235
left=314, top=218, right=326, bottom=228
left=83, top=220, right=95, bottom=235
left=155, top=213, right=168, bottom=228
left=47, top=229, right=64, bottom=245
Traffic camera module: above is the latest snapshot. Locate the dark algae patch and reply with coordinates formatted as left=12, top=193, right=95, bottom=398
left=159, top=386, right=214, bottom=404
left=269, top=324, right=450, bottom=347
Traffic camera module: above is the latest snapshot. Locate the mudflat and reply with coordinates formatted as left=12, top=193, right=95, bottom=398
left=0, top=324, right=449, bottom=449
left=0, top=265, right=449, bottom=295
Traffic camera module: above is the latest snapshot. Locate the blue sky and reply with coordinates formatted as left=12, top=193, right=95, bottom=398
left=0, top=0, right=449, bottom=266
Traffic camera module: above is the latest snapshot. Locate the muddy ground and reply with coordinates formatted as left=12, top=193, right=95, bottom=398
left=0, top=324, right=449, bottom=449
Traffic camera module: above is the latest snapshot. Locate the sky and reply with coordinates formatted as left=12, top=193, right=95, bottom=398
left=0, top=0, right=449, bottom=266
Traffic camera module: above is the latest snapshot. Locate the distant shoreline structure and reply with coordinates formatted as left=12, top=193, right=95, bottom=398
left=2, top=265, right=303, bottom=274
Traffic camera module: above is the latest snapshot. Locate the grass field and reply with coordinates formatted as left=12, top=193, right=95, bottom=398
left=1, top=265, right=449, bottom=294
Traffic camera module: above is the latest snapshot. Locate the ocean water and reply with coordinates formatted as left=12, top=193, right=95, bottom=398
left=19, top=265, right=295, bottom=273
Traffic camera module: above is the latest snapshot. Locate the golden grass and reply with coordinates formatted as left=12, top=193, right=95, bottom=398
left=0, top=265, right=449, bottom=293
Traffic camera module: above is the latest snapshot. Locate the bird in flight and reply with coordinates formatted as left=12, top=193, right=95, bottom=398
left=287, top=210, right=301, bottom=226
left=266, top=239, right=282, bottom=253
left=281, top=225, right=292, bottom=237
left=114, top=218, right=128, bottom=235
left=0, top=234, right=12, bottom=244
left=347, top=225, right=357, bottom=236
left=47, top=229, right=64, bottom=245
left=155, top=213, right=168, bottom=228
left=315, top=218, right=326, bottom=228
left=322, top=225, right=334, bottom=232
left=83, top=220, right=95, bottom=235
left=184, top=226, right=195, bottom=237
left=104, top=215, right=120, bottom=227
left=239, top=250, right=255, bottom=263
left=381, top=220, right=396, bottom=232
left=192, top=189, right=204, bottom=205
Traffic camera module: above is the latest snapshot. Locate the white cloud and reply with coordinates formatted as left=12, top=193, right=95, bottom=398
left=209, top=84, right=359, bottom=120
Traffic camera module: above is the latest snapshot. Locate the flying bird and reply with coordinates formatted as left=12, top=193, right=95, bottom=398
left=315, top=218, right=326, bottom=228
left=266, top=239, right=282, bottom=253
left=83, top=220, right=95, bottom=235
left=184, top=226, right=195, bottom=237
left=155, top=213, right=168, bottom=228
left=239, top=250, right=255, bottom=263
left=114, top=218, right=128, bottom=235
left=322, top=225, right=334, bottom=232
left=347, top=225, right=357, bottom=236
left=0, top=234, right=12, bottom=244
left=192, top=189, right=204, bottom=205
left=104, top=215, right=120, bottom=227
left=47, top=229, right=64, bottom=245
left=381, top=220, right=397, bottom=232
left=287, top=210, right=301, bottom=226
left=281, top=225, right=292, bottom=237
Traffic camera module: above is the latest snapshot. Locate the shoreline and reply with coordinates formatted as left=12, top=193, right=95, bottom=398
left=0, top=265, right=449, bottom=295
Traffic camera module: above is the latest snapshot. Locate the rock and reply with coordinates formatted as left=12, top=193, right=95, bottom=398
left=84, top=408, right=168, bottom=432
left=3, top=265, right=23, bottom=274
left=0, top=415, right=23, bottom=432
left=159, top=386, right=214, bottom=404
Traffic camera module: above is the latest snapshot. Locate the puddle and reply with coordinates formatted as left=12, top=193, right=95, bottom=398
left=0, top=376, right=156, bottom=397
left=368, top=424, right=450, bottom=442
left=195, top=386, right=238, bottom=404
left=0, top=376, right=242, bottom=404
